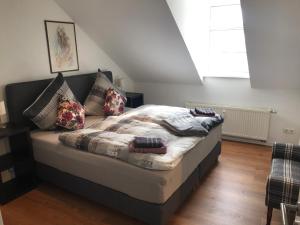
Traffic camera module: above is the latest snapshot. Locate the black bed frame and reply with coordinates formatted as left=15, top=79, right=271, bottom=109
left=5, top=71, right=221, bottom=225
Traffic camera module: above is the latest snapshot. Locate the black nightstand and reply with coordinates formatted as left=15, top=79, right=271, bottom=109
left=0, top=126, right=36, bottom=204
left=126, top=92, right=144, bottom=108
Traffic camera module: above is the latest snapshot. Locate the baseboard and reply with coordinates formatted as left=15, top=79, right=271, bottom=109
left=222, top=135, right=272, bottom=146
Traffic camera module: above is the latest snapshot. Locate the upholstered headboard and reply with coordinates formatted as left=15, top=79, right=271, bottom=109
left=5, top=71, right=112, bottom=128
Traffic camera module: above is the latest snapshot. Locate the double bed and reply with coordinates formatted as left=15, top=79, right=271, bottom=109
left=5, top=72, right=222, bottom=225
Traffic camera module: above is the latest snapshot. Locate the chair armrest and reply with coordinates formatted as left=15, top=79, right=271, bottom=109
left=272, top=143, right=300, bottom=162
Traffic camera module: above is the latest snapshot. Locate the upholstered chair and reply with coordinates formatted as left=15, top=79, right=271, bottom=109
left=265, top=143, right=300, bottom=225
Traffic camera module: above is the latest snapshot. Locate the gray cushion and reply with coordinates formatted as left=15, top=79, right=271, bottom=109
left=23, top=73, right=75, bottom=130
left=272, top=143, right=300, bottom=162
left=266, top=158, right=300, bottom=207
left=84, top=72, right=124, bottom=116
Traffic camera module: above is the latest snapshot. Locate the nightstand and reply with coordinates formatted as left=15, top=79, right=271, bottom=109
left=0, top=126, right=36, bottom=204
left=126, top=92, right=144, bottom=108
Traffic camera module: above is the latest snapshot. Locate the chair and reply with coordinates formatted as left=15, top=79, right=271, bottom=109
left=265, top=143, right=300, bottom=225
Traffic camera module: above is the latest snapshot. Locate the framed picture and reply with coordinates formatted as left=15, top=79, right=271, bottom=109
left=44, top=20, right=79, bottom=73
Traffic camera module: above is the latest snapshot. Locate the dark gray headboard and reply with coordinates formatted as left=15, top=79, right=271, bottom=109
left=5, top=71, right=112, bottom=128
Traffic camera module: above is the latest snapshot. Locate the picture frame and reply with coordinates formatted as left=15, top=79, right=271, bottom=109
left=44, top=20, right=79, bottom=73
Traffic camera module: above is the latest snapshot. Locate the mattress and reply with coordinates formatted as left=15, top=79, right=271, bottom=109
left=31, top=118, right=221, bottom=204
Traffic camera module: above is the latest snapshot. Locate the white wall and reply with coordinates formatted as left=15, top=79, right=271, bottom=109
left=136, top=78, right=300, bottom=145
left=166, top=0, right=210, bottom=79
left=0, top=0, right=135, bottom=103
left=241, top=0, right=300, bottom=88
left=54, top=0, right=201, bottom=84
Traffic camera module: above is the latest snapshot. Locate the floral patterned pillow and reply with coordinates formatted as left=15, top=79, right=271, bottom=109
left=56, top=97, right=85, bottom=130
left=103, top=88, right=127, bottom=116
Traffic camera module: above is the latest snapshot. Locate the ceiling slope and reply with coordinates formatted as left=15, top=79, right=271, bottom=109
left=54, top=0, right=201, bottom=84
left=241, top=0, right=300, bottom=88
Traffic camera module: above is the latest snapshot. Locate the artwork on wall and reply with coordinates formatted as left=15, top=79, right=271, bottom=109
left=44, top=20, right=79, bottom=73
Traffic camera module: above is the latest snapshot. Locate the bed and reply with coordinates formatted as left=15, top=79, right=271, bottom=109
left=5, top=72, right=222, bottom=225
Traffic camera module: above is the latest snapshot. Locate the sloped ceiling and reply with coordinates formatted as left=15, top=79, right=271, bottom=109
left=241, top=0, right=300, bottom=88
left=54, top=0, right=201, bottom=84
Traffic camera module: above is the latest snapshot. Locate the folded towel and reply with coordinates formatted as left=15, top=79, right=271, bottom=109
left=190, top=108, right=216, bottom=117
left=133, top=137, right=163, bottom=148
left=161, top=111, right=224, bottom=136
left=162, top=116, right=209, bottom=137
left=129, top=142, right=167, bottom=154
left=190, top=109, right=198, bottom=117
left=195, top=107, right=215, bottom=116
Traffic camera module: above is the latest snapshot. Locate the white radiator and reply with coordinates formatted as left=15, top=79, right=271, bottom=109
left=185, top=101, right=271, bottom=141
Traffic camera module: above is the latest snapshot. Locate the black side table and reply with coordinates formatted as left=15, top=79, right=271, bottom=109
left=126, top=92, right=144, bottom=108
left=0, top=126, right=36, bottom=204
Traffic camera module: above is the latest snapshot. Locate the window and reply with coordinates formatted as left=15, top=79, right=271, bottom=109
left=205, top=0, right=249, bottom=78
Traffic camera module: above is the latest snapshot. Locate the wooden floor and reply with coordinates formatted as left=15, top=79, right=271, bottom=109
left=0, top=141, right=282, bottom=225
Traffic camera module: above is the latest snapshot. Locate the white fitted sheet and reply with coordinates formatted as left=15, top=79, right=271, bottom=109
left=31, top=117, right=221, bottom=204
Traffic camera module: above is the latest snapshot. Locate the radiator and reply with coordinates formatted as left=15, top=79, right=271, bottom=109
left=185, top=101, right=271, bottom=141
